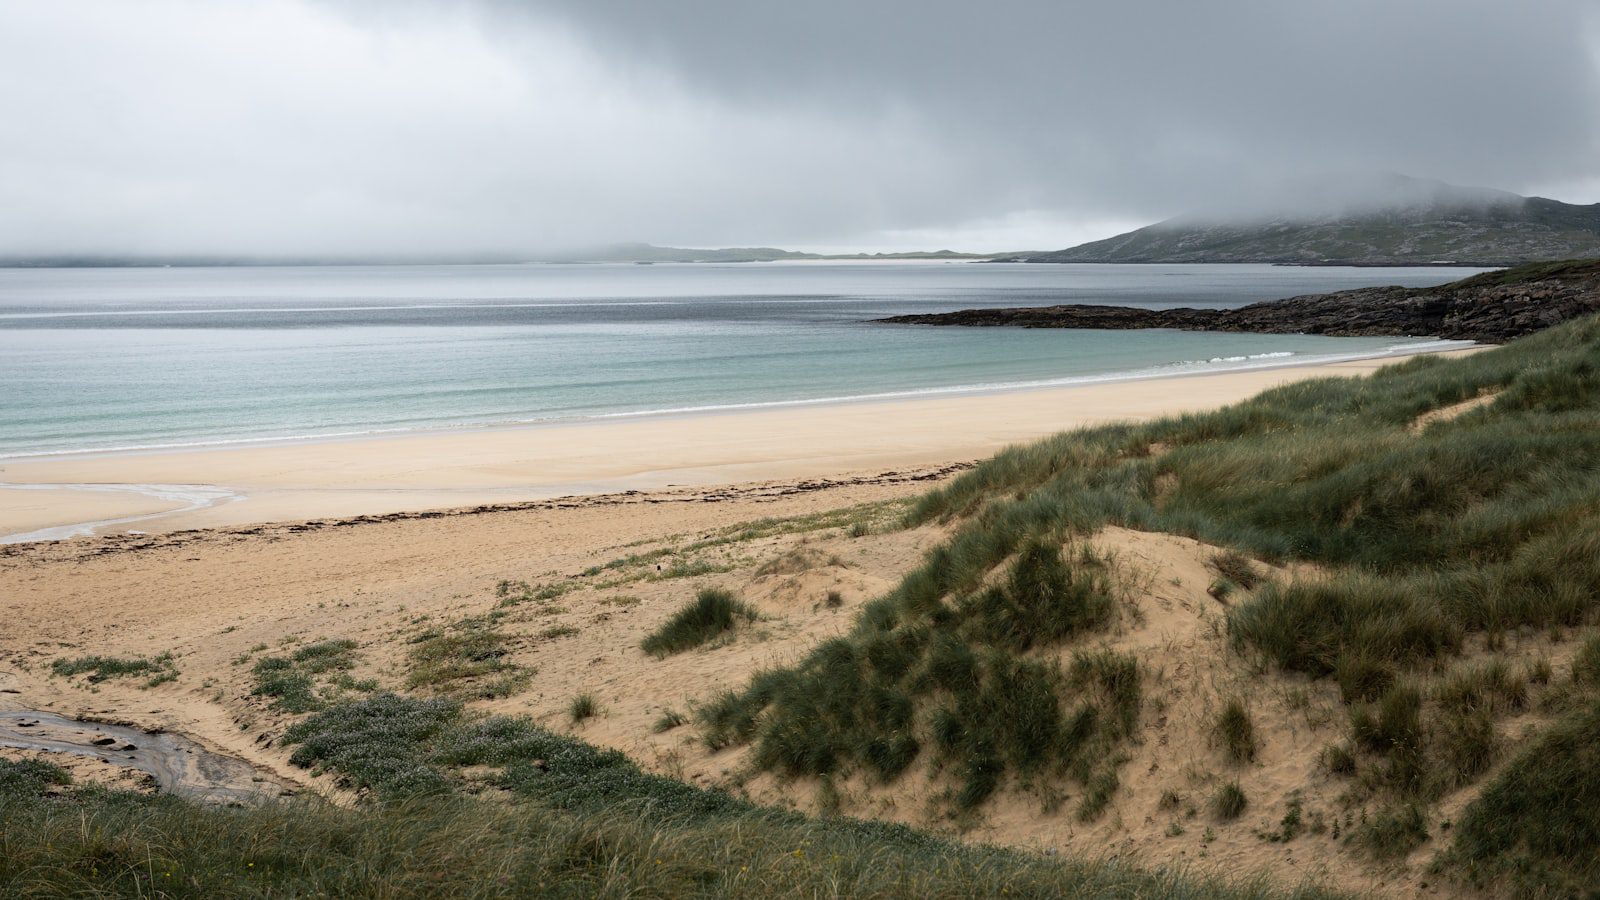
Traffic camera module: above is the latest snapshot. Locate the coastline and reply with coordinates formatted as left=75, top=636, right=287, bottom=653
left=0, top=345, right=1480, bottom=542
left=0, top=335, right=1469, bottom=462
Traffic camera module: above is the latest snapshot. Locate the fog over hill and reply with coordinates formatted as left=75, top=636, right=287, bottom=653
left=1011, top=176, right=1600, bottom=266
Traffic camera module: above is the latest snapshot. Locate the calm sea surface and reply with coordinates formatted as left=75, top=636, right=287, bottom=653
left=0, top=262, right=1484, bottom=458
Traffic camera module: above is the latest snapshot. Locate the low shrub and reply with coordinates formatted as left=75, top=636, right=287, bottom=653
left=253, top=639, right=363, bottom=712
left=292, top=639, right=359, bottom=674
left=282, top=693, right=459, bottom=797
left=253, top=656, right=322, bottom=713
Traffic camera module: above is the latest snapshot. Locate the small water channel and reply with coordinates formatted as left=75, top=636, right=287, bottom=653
left=0, top=709, right=291, bottom=803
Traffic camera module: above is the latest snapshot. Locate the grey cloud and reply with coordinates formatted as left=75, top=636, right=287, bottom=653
left=521, top=0, right=1600, bottom=212
left=0, top=0, right=1596, bottom=256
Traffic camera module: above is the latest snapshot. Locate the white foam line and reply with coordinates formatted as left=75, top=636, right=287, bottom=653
left=0, top=338, right=1477, bottom=462
left=0, top=482, right=240, bottom=544
left=569, top=339, right=1477, bottom=418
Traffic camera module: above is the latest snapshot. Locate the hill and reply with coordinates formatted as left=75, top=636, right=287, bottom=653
left=1009, top=176, right=1600, bottom=266
left=881, top=258, right=1600, bottom=343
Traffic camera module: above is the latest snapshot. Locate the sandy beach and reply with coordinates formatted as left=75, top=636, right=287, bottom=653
left=0, top=349, right=1475, bottom=541
left=0, top=338, right=1535, bottom=897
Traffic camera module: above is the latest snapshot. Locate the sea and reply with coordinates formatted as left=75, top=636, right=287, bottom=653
left=0, top=261, right=1485, bottom=459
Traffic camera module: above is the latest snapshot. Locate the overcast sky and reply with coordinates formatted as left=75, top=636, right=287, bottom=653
left=2, top=0, right=1597, bottom=256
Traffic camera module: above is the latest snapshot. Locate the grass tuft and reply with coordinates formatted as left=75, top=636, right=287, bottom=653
left=640, top=589, right=758, bottom=657
left=1353, top=804, right=1429, bottom=859
left=1319, top=743, right=1357, bottom=777
left=1214, top=698, right=1257, bottom=764
left=1212, top=781, right=1248, bottom=820
left=569, top=693, right=601, bottom=724
left=652, top=710, right=688, bottom=733
left=1209, top=551, right=1262, bottom=590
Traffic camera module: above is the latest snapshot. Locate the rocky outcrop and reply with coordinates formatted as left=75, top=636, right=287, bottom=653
left=878, top=260, right=1600, bottom=344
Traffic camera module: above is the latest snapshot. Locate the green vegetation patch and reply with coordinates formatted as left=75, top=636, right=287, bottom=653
left=577, top=499, right=910, bottom=586
left=568, top=693, right=601, bottom=724
left=701, top=539, right=1133, bottom=812
left=640, top=588, right=759, bottom=657
left=1450, top=258, right=1600, bottom=289
left=917, top=316, right=1600, bottom=758
left=406, top=615, right=529, bottom=700
left=1352, top=803, right=1429, bottom=860
left=495, top=579, right=572, bottom=607
left=50, top=652, right=178, bottom=688
left=0, top=758, right=72, bottom=799
left=1440, top=685, right=1600, bottom=896
left=253, top=639, right=365, bottom=713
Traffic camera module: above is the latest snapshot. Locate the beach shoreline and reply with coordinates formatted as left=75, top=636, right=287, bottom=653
left=0, top=346, right=1479, bottom=541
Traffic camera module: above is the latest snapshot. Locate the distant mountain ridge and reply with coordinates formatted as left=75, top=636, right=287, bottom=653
left=1010, top=176, right=1600, bottom=267
left=0, top=245, right=989, bottom=268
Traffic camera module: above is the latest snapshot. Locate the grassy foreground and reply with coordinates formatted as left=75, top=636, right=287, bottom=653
left=0, top=698, right=1329, bottom=899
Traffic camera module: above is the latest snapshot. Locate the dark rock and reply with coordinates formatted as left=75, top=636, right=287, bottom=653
left=878, top=260, right=1600, bottom=344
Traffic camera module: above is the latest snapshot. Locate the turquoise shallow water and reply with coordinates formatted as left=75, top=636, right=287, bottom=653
left=0, top=262, right=1483, bottom=458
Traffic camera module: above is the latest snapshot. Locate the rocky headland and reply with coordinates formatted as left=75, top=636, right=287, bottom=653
left=879, top=259, right=1600, bottom=343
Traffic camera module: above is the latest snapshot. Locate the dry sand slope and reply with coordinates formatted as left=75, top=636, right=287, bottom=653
left=0, top=457, right=1562, bottom=898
